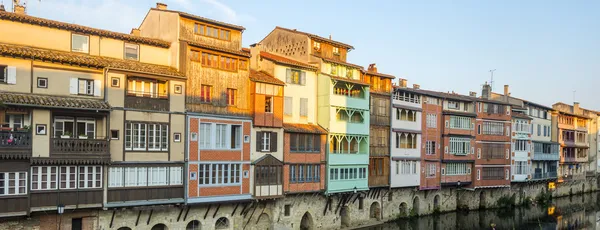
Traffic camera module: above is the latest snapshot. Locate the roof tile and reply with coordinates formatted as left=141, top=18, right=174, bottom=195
left=249, top=70, right=285, bottom=85
left=185, top=39, right=251, bottom=57
left=276, top=27, right=354, bottom=50
left=283, top=123, right=327, bottom=134
left=154, top=8, right=245, bottom=31
left=0, top=92, right=111, bottom=110
left=260, top=52, right=317, bottom=70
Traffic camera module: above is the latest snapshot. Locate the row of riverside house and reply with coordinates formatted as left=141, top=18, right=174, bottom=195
left=0, top=2, right=598, bottom=229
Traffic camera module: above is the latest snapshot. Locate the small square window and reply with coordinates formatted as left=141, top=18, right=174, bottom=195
left=174, top=133, right=181, bottom=142
left=36, top=124, right=47, bottom=135
left=174, top=84, right=182, bottom=94
left=110, top=130, right=119, bottom=140
left=243, top=170, right=249, bottom=178
left=111, top=77, right=120, bottom=87
left=37, top=77, right=47, bottom=88
left=71, top=34, right=89, bottom=53
left=244, top=135, right=250, bottom=143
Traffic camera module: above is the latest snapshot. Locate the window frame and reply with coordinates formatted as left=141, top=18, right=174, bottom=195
left=124, top=43, right=140, bottom=61
left=125, top=122, right=169, bottom=152
left=0, top=172, right=27, bottom=196
left=78, top=79, right=94, bottom=96
left=71, top=34, right=90, bottom=53
left=198, top=163, right=241, bottom=187
left=37, top=77, right=48, bottom=88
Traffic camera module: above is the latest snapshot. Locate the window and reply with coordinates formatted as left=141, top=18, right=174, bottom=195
left=448, top=101, right=459, bottom=109
left=78, top=79, right=94, bottom=95
left=483, top=103, right=505, bottom=114
left=260, top=132, right=271, bottom=152
left=513, top=161, right=528, bottom=175
left=265, top=96, right=273, bottom=113
left=286, top=69, right=305, bottom=85
left=215, top=217, right=230, bottom=230
left=537, top=124, right=541, bottom=136
left=31, top=166, right=57, bottom=190
left=126, top=78, right=168, bottom=98
left=215, top=124, right=227, bottom=149
left=290, top=133, right=321, bottom=152
left=445, top=163, right=469, bottom=175
left=37, top=77, right=47, bottom=88
left=313, top=41, right=321, bottom=51
left=60, top=166, right=77, bottom=189
left=125, top=122, right=168, bottom=151
left=482, top=121, right=504, bottom=135
left=337, top=109, right=364, bottom=123
left=226, top=88, right=236, bottom=106
left=426, top=164, right=436, bottom=178
left=284, top=97, right=292, bottom=116
left=426, top=141, right=436, bottom=155
left=481, top=167, right=504, bottom=180
left=396, top=109, right=417, bottom=122
left=53, top=116, right=96, bottom=138
left=481, top=143, right=506, bottom=159
left=198, top=164, right=241, bottom=186
left=300, top=98, right=308, bottom=117
left=199, top=123, right=212, bottom=149
left=220, top=56, right=238, bottom=71
left=148, top=167, right=168, bottom=186
left=231, top=125, right=242, bottom=149
left=449, top=116, right=471, bottom=130
left=71, top=34, right=89, bottom=53
left=330, top=167, right=366, bottom=181
left=2, top=114, right=24, bottom=129
left=111, top=77, right=120, bottom=87
left=174, top=133, right=181, bottom=142
left=514, top=140, right=528, bottom=152
left=448, top=137, right=470, bottom=155
left=369, top=158, right=384, bottom=176
left=200, top=85, right=212, bottom=103
left=0, top=172, right=26, bottom=195
left=426, top=113, right=437, bottom=128
left=396, top=132, right=417, bottom=149
left=174, top=85, right=182, bottom=94
left=393, top=91, right=420, bottom=103
left=0, top=65, right=5, bottom=83
left=78, top=166, right=102, bottom=188
left=239, top=60, right=248, bottom=70
left=124, top=43, right=140, bottom=61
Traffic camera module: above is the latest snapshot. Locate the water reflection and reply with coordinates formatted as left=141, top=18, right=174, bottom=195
left=359, top=192, right=600, bottom=230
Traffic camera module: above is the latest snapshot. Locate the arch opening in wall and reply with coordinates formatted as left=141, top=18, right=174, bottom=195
left=186, top=220, right=201, bottom=230
left=433, top=194, right=440, bottom=212
left=479, top=191, right=486, bottom=209
left=117, top=228, right=132, bottom=230
left=412, top=196, right=420, bottom=216
left=340, top=206, right=350, bottom=227
left=369, top=202, right=381, bottom=220
left=151, top=224, right=168, bottom=230
left=399, top=202, right=408, bottom=218
left=300, top=212, right=314, bottom=230
left=215, top=217, right=230, bottom=230
left=256, top=213, right=272, bottom=230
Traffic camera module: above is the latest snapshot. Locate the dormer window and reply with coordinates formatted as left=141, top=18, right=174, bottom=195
left=448, top=101, right=459, bottom=110
left=71, top=34, right=89, bottom=53
left=124, top=43, right=140, bottom=61
left=333, top=47, right=339, bottom=55
left=313, top=41, right=321, bottom=51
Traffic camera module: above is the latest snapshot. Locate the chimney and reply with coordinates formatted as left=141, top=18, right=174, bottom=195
left=504, top=85, right=510, bottom=96
left=156, top=2, right=168, bottom=10
left=469, top=91, right=477, bottom=97
left=413, top=84, right=420, bottom=89
left=574, top=102, right=580, bottom=115
left=13, top=2, right=25, bottom=14
left=130, top=28, right=141, bottom=36
left=399, top=79, right=407, bottom=88
left=0, top=4, right=5, bottom=11
left=368, top=63, right=377, bottom=73
left=481, top=82, right=491, bottom=99
left=329, top=34, right=332, bottom=40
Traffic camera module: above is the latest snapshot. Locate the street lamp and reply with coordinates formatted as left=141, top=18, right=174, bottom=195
left=57, top=204, right=65, bottom=230
left=353, top=187, right=357, bottom=194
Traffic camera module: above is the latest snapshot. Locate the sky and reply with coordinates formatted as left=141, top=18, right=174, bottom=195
left=7, top=0, right=600, bottom=110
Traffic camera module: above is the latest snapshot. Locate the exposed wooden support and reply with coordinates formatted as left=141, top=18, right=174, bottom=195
left=183, top=206, right=191, bottom=222
left=243, top=202, right=255, bottom=218
left=334, top=195, right=344, bottom=214
left=146, top=209, right=153, bottom=225
left=204, top=204, right=212, bottom=220
left=239, top=203, right=249, bottom=216
left=212, top=203, right=221, bottom=219
left=176, top=207, right=184, bottom=222
left=255, top=204, right=267, bottom=224
left=109, top=210, right=115, bottom=228
left=135, top=210, right=142, bottom=226
left=243, top=203, right=259, bottom=230
left=323, top=196, right=332, bottom=216
left=231, top=203, right=240, bottom=216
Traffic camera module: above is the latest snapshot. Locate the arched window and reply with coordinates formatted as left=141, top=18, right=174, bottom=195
left=186, top=220, right=201, bottom=230
left=151, top=224, right=168, bottom=230
left=117, top=228, right=132, bottom=230
left=215, top=217, right=230, bottom=229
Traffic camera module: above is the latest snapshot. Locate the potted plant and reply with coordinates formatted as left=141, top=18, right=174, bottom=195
left=16, top=125, right=30, bottom=132
left=78, top=134, right=88, bottom=139
left=60, top=132, right=72, bottom=139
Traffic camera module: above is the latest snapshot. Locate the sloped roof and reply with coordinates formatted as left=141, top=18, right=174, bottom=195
left=275, top=26, right=354, bottom=50
left=0, top=11, right=170, bottom=48
left=394, top=87, right=476, bottom=102
left=0, top=92, right=111, bottom=110
left=152, top=8, right=245, bottom=31
left=0, top=43, right=184, bottom=78
left=260, top=52, right=317, bottom=70
left=314, top=54, right=363, bottom=69
left=283, top=123, right=327, bottom=134
left=185, top=39, right=251, bottom=57
left=249, top=70, right=285, bottom=85
left=362, top=70, right=395, bottom=79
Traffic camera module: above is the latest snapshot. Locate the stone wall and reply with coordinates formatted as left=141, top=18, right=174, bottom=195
left=1, top=178, right=597, bottom=230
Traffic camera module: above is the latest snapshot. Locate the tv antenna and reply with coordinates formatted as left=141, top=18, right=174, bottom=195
left=489, top=69, right=496, bottom=91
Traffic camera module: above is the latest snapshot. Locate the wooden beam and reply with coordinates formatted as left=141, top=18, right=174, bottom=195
left=146, top=209, right=153, bottom=225
left=255, top=204, right=267, bottom=224
left=243, top=203, right=259, bottom=230
left=204, top=204, right=212, bottom=220
left=176, top=207, right=184, bottom=222
left=183, top=206, right=191, bottom=222
left=109, top=210, right=115, bottom=228
left=239, top=203, right=249, bottom=216
left=334, top=195, right=344, bottom=214
left=135, top=210, right=142, bottom=227
left=231, top=203, right=240, bottom=216
left=212, top=203, right=221, bottom=219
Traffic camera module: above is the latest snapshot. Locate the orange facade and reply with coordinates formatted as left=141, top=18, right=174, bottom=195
left=420, top=97, right=442, bottom=190
left=283, top=132, right=327, bottom=193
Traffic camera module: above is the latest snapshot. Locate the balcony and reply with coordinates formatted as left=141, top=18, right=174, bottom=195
left=558, top=173, right=585, bottom=182
left=50, top=138, right=110, bottom=162
left=562, top=156, right=576, bottom=163
left=533, top=142, right=559, bottom=161
left=0, top=131, right=32, bottom=158
left=532, top=152, right=559, bottom=161
left=532, top=171, right=557, bottom=180
left=125, top=94, right=169, bottom=111
left=441, top=174, right=471, bottom=186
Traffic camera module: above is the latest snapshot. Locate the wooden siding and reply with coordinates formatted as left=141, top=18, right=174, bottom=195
left=369, top=126, right=389, bottom=157
left=124, top=96, right=170, bottom=111
left=185, top=59, right=251, bottom=116
left=258, top=29, right=311, bottom=63
left=180, top=18, right=242, bottom=51
left=30, top=190, right=102, bottom=208
left=252, top=85, right=284, bottom=127
left=0, top=196, right=28, bottom=214
left=311, top=39, right=348, bottom=62
left=370, top=94, right=391, bottom=126
left=107, top=186, right=184, bottom=203
left=368, top=156, right=389, bottom=187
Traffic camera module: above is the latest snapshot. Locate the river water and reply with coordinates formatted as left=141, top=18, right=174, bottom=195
left=358, top=192, right=600, bottom=230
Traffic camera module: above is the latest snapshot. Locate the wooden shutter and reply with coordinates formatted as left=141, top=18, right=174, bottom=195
left=6, top=66, right=16, bottom=84
left=70, top=78, right=78, bottom=94
left=286, top=69, right=291, bottom=83
left=270, top=132, right=277, bottom=152
left=93, top=80, right=101, bottom=97
left=256, top=131, right=262, bottom=152
left=300, top=71, right=306, bottom=85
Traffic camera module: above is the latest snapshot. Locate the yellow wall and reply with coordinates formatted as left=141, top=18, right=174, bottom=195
left=109, top=110, right=124, bottom=161
left=0, top=57, right=31, bottom=93
left=32, top=63, right=104, bottom=98
left=170, top=80, right=185, bottom=112
left=125, top=111, right=169, bottom=122
left=170, top=114, right=185, bottom=161
left=126, top=152, right=169, bottom=161
left=106, top=72, right=125, bottom=108
left=32, top=109, right=50, bottom=158
left=139, top=9, right=180, bottom=69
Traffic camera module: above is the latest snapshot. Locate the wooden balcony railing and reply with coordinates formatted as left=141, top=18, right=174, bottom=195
left=0, top=131, right=32, bottom=158
left=125, top=95, right=169, bottom=111
left=532, top=171, right=557, bottom=180
left=50, top=138, right=109, bottom=154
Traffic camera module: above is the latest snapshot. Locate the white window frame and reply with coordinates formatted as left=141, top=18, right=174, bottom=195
left=449, top=116, right=471, bottom=130
left=147, top=124, right=169, bottom=151
left=261, top=132, right=271, bottom=151
left=59, top=166, right=78, bottom=189
left=31, top=166, right=58, bottom=190
left=124, top=43, right=140, bottom=61
left=215, top=124, right=227, bottom=149
left=426, top=164, right=436, bottom=178
left=0, top=172, right=27, bottom=196
left=108, top=167, right=124, bottom=188
left=199, top=123, right=212, bottom=149
left=78, top=166, right=102, bottom=189
left=71, top=34, right=89, bottom=53
left=198, top=163, right=242, bottom=186
left=449, top=137, right=470, bottom=155
left=148, top=167, right=168, bottom=186
left=284, top=97, right=293, bottom=116
left=78, top=79, right=94, bottom=95
left=425, top=141, right=435, bottom=155
left=448, top=101, right=459, bottom=110
left=426, top=113, right=437, bottom=128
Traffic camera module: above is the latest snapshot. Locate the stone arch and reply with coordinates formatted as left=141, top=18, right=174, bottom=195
left=256, top=213, right=272, bottom=230
left=186, top=220, right=201, bottom=230
left=117, top=228, right=132, bottom=230
left=412, top=196, right=420, bottom=216
left=215, top=217, right=230, bottom=230
left=369, top=202, right=381, bottom=220
left=479, top=191, right=486, bottom=209
left=399, top=202, right=409, bottom=218
left=151, top=224, right=168, bottom=230
left=300, top=212, right=314, bottom=230
left=340, top=206, right=350, bottom=227
left=433, top=194, right=440, bottom=211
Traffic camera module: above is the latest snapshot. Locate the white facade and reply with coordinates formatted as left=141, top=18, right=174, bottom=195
left=511, top=117, right=531, bottom=182
left=390, top=89, right=421, bottom=188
